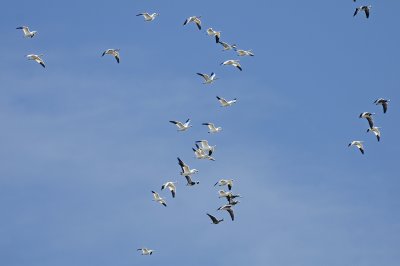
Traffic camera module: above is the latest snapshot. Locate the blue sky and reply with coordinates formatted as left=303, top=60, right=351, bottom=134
left=1, top=0, right=400, bottom=265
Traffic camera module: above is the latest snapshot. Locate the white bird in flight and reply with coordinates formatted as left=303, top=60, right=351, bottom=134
left=348, top=141, right=365, bottom=154
left=216, top=96, right=237, bottom=107
left=374, top=98, right=390, bottom=114
left=236, top=49, right=254, bottom=57
left=195, top=140, right=215, bottom=154
left=214, top=179, right=233, bottom=190
left=102, top=49, right=120, bottom=63
left=26, top=54, right=45, bottom=68
left=367, top=127, right=381, bottom=142
left=16, top=26, right=37, bottom=38
left=136, top=12, right=159, bottom=21
left=177, top=157, right=199, bottom=177
left=202, top=122, right=222, bottom=134
left=206, top=28, right=221, bottom=43
left=151, top=191, right=167, bottom=207
left=219, top=41, right=237, bottom=51
left=183, top=16, right=202, bottom=30
left=161, top=181, right=177, bottom=198
left=192, top=144, right=215, bottom=161
left=221, top=60, right=242, bottom=71
left=359, top=112, right=375, bottom=129
left=137, top=248, right=154, bottom=255
left=354, top=5, right=371, bottom=18
left=169, top=119, right=192, bottom=131
left=197, top=72, right=218, bottom=84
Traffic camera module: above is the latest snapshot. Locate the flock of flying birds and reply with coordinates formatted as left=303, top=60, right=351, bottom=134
left=143, top=11, right=253, bottom=256
left=15, top=9, right=254, bottom=257
left=347, top=1, right=391, bottom=155
left=14, top=1, right=391, bottom=258
left=348, top=98, right=390, bottom=154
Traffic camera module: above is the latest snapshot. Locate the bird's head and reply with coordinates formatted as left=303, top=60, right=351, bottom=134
left=366, top=128, right=370, bottom=133
left=193, top=169, right=199, bottom=173
left=31, top=31, right=38, bottom=36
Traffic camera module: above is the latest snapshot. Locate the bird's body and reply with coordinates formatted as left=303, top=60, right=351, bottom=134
left=161, top=182, right=177, bottom=198
left=221, top=60, right=242, bottom=71
left=183, top=16, right=202, bottom=30
left=367, top=127, right=381, bottom=142
left=197, top=72, right=218, bottom=84
left=206, top=213, right=223, bottom=224
left=137, top=12, right=159, bottom=21
left=102, top=49, right=120, bottom=63
left=169, top=119, right=192, bottom=131
left=354, top=5, right=371, bottom=18
left=137, top=248, right=154, bottom=255
left=374, top=98, right=390, bottom=114
left=348, top=141, right=365, bottom=154
left=218, top=190, right=241, bottom=203
left=26, top=54, right=45, bottom=68
left=177, top=157, right=199, bottom=177
left=214, top=179, right=233, bottom=190
left=16, top=26, right=37, bottom=38
left=151, top=191, right=167, bottom=207
left=206, top=28, right=221, bottom=43
left=193, top=144, right=215, bottom=161
left=195, top=140, right=216, bottom=154
left=217, top=204, right=235, bottom=221
left=202, top=122, right=222, bottom=134
left=219, top=41, right=237, bottom=51
left=359, top=112, right=375, bottom=129
left=236, top=49, right=254, bottom=56
left=216, top=96, right=237, bottom=107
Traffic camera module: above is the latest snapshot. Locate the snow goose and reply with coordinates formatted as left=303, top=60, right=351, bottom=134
left=195, top=140, right=216, bottom=154
left=16, top=26, right=37, bottom=38
left=206, top=213, right=223, bottom=224
left=359, top=112, right=375, bottom=129
left=218, top=190, right=241, bottom=202
left=102, top=49, right=120, bottom=63
left=185, top=175, right=200, bottom=186
left=177, top=157, right=199, bottom=177
left=219, top=41, right=237, bottom=51
left=137, top=12, right=159, bottom=21
left=202, top=122, right=222, bottom=134
left=348, top=141, right=365, bottom=154
left=137, top=248, right=154, bottom=255
left=216, top=96, right=237, bottom=107
left=354, top=5, right=371, bottom=18
left=220, top=60, right=242, bottom=71
left=214, top=179, right=233, bottom=190
left=151, top=191, right=167, bottom=207
left=374, top=98, right=390, bottom=114
left=26, top=54, right=45, bottom=68
left=169, top=119, right=192, bottom=131
left=183, top=16, right=202, bottom=30
left=236, top=49, right=254, bottom=57
left=217, top=204, right=234, bottom=221
left=206, top=28, right=221, bottom=43
left=192, top=144, right=215, bottom=161
left=161, top=181, right=177, bottom=198
left=367, top=127, right=381, bottom=142
left=197, top=72, right=218, bottom=84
